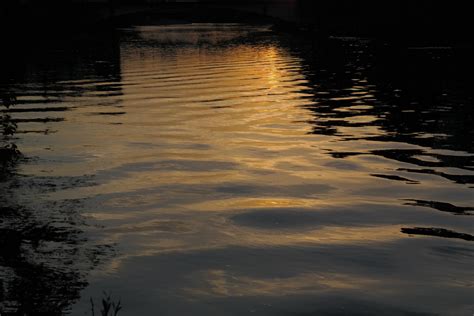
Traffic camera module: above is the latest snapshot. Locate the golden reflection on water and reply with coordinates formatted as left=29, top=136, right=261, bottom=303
left=186, top=270, right=381, bottom=297
left=27, top=26, right=471, bottom=263
left=10, top=24, right=474, bottom=315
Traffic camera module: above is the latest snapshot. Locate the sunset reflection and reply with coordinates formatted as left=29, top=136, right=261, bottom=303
left=2, top=21, right=473, bottom=316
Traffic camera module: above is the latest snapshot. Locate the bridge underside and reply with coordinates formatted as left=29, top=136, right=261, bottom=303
left=2, top=1, right=473, bottom=44
left=102, top=3, right=294, bottom=27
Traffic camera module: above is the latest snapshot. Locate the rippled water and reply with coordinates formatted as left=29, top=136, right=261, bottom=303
left=1, top=24, right=473, bottom=315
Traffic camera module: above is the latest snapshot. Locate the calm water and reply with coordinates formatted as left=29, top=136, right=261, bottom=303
left=1, top=24, right=473, bottom=315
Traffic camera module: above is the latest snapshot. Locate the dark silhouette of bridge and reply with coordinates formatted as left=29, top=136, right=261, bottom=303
left=1, top=0, right=473, bottom=43
left=1, top=1, right=299, bottom=27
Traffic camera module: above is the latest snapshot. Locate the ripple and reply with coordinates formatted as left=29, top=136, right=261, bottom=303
left=3, top=23, right=474, bottom=316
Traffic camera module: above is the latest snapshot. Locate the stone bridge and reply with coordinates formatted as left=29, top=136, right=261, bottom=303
left=82, top=1, right=302, bottom=26
left=4, top=1, right=469, bottom=41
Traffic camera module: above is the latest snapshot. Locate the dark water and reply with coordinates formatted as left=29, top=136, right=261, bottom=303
left=1, top=24, right=473, bottom=315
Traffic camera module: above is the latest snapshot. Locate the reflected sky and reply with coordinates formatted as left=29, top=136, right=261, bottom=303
left=1, top=24, right=473, bottom=315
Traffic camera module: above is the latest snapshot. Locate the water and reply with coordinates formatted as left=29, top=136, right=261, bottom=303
left=1, top=24, right=473, bottom=315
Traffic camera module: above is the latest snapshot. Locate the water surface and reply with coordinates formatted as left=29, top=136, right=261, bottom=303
left=1, top=24, right=473, bottom=315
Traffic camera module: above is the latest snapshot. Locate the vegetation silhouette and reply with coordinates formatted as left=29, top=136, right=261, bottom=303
left=90, top=292, right=122, bottom=316
left=0, top=89, right=21, bottom=171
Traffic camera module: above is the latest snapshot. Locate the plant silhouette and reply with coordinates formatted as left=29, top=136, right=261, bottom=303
left=90, top=292, right=122, bottom=316
left=0, top=89, right=21, bottom=169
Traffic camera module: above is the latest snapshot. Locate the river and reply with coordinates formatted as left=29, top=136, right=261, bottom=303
left=1, top=24, right=473, bottom=315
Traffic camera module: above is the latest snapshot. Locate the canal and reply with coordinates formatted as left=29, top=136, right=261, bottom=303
left=1, top=24, right=473, bottom=315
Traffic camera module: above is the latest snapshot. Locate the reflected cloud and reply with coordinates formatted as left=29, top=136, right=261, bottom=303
left=187, top=270, right=380, bottom=297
